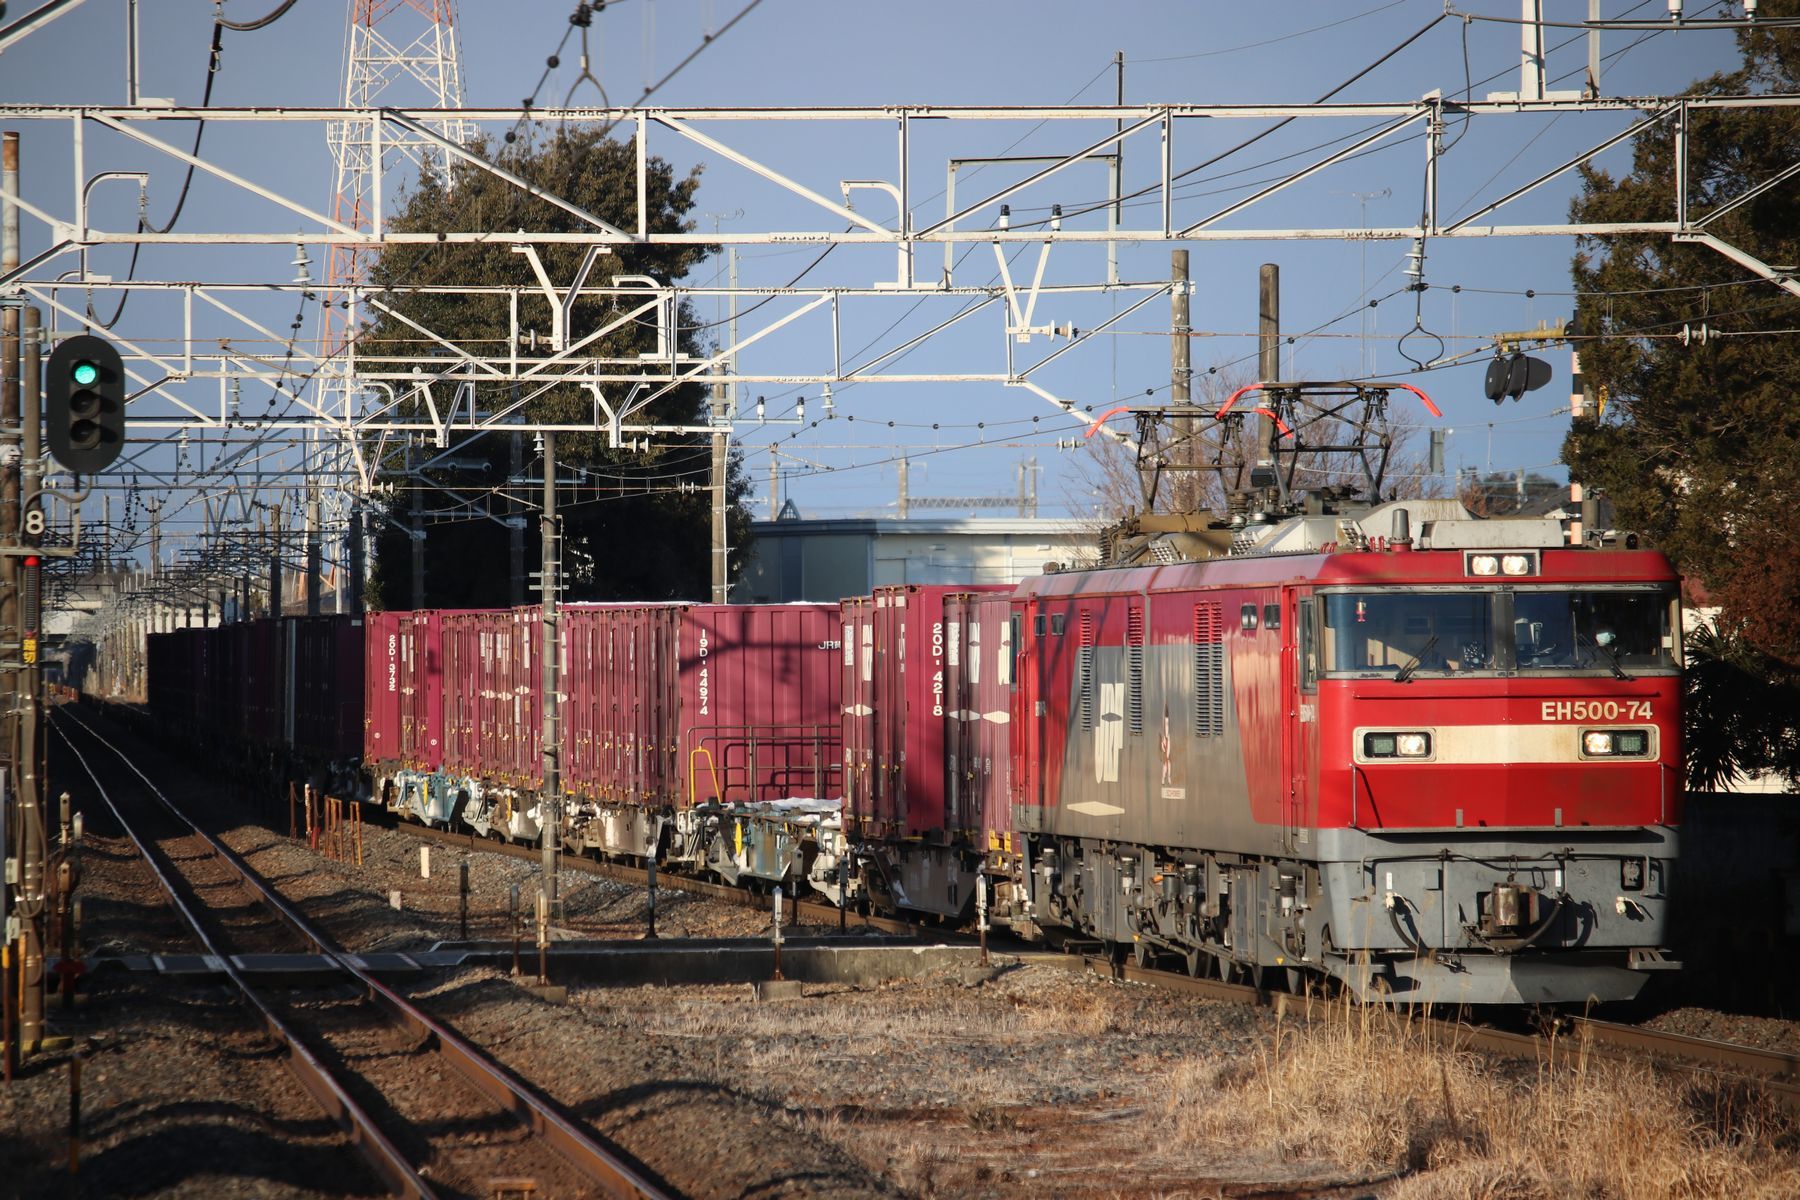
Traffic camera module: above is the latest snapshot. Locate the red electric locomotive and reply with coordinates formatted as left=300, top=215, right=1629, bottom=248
left=1003, top=499, right=1680, bottom=1004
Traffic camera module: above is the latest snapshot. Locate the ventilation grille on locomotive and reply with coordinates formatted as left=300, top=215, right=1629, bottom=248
left=1127, top=606, right=1145, bottom=735
left=1078, top=608, right=1095, bottom=731
left=1193, top=602, right=1224, bottom=737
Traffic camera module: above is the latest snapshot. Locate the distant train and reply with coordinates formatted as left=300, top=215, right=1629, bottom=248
left=143, top=498, right=1683, bottom=1005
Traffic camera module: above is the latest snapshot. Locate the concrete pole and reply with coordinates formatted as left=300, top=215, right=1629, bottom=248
left=2, top=132, right=21, bottom=749
left=267, top=506, right=283, bottom=618
left=711, top=249, right=736, bottom=603
left=539, top=432, right=560, bottom=910
left=1257, top=264, right=1282, bottom=512
left=24, top=306, right=41, bottom=527
left=1, top=131, right=30, bottom=1054
left=509, top=421, right=525, bottom=608
left=767, top=451, right=778, bottom=521
left=304, top=480, right=321, bottom=616
left=18, top=301, right=44, bottom=1055
left=1171, top=249, right=1192, bottom=513
left=348, top=503, right=365, bottom=616
left=409, top=459, right=424, bottom=610
left=710, top=365, right=729, bottom=603
left=1258, top=264, right=1281, bottom=472
left=896, top=456, right=908, bottom=520
left=1569, top=343, right=1587, bottom=544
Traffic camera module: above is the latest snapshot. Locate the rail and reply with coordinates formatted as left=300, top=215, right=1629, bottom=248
left=54, top=709, right=670, bottom=1200
left=51, top=721, right=434, bottom=1200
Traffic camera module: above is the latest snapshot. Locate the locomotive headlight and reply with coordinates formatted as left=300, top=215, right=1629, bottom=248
left=1363, top=730, right=1432, bottom=759
left=1468, top=554, right=1500, bottom=576
left=1583, top=729, right=1652, bottom=757
left=1500, top=554, right=1533, bottom=576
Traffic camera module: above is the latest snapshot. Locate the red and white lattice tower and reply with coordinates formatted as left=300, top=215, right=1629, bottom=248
left=322, top=0, right=472, bottom=367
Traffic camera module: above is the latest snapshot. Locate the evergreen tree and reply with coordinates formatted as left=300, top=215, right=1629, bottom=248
left=1566, top=10, right=1800, bottom=667
left=361, top=128, right=751, bottom=608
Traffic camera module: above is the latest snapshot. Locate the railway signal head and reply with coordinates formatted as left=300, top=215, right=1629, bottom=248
left=1484, top=351, right=1553, bottom=404
left=47, top=333, right=127, bottom=474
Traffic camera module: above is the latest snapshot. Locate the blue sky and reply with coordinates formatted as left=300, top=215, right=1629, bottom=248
left=0, top=1, right=1751, bottom=542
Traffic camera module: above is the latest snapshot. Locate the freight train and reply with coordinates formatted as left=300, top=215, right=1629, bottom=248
left=142, top=497, right=1683, bottom=1006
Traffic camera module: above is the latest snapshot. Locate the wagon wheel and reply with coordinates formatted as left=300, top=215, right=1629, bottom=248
left=1132, top=940, right=1152, bottom=969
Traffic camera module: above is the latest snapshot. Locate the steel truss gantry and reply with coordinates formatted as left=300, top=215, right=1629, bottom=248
left=3, top=92, right=1798, bottom=527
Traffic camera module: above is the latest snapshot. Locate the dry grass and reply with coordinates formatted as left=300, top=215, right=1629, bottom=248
left=1170, top=997, right=1800, bottom=1199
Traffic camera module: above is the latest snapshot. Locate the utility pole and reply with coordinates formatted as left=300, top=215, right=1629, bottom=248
left=267, top=505, right=283, bottom=618
left=1109, top=51, right=1124, bottom=287
left=1258, top=264, right=1281, bottom=488
left=538, top=432, right=561, bottom=912
left=1344, top=188, right=1389, bottom=375
left=304, top=480, right=321, bottom=616
left=509, top=415, right=525, bottom=608
left=710, top=367, right=729, bottom=603
left=1, top=130, right=27, bottom=1068
left=1171, top=249, right=1193, bottom=512
left=1569, top=341, right=1589, bottom=543
left=409, top=454, right=424, bottom=609
left=767, top=451, right=779, bottom=521
left=2, top=132, right=19, bottom=746
left=348, top=502, right=365, bottom=616
left=897, top=456, right=909, bottom=520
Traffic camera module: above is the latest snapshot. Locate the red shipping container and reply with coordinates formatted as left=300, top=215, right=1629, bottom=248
left=675, top=603, right=841, bottom=806
left=243, top=619, right=282, bottom=748
left=441, top=609, right=540, bottom=786
left=952, top=593, right=1015, bottom=845
left=439, top=611, right=480, bottom=778
left=397, top=611, right=445, bottom=771
left=563, top=604, right=674, bottom=804
left=364, top=612, right=404, bottom=767
left=561, top=603, right=840, bottom=810
left=286, top=616, right=364, bottom=759
left=851, top=584, right=1011, bottom=838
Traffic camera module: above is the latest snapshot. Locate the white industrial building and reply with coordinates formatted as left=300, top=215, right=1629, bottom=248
left=729, top=515, right=1102, bottom=604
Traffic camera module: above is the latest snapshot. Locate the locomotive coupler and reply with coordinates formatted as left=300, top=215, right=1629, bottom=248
left=1470, top=884, right=1567, bottom=953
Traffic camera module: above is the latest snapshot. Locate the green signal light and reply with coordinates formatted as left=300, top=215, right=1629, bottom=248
left=70, top=361, right=100, bottom=387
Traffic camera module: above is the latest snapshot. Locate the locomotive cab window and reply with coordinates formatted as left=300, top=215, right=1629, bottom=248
left=1323, top=592, right=1498, bottom=676
left=1298, top=599, right=1318, bottom=691
left=1321, top=587, right=1680, bottom=677
left=1511, top=588, right=1678, bottom=672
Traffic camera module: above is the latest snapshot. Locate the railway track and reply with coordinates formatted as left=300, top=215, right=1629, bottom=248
left=395, top=812, right=1800, bottom=1114
left=53, top=709, right=670, bottom=1200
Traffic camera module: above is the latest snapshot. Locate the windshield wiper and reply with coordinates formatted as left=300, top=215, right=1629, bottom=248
left=1393, top=634, right=1438, bottom=684
left=1578, top=631, right=1630, bottom=680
